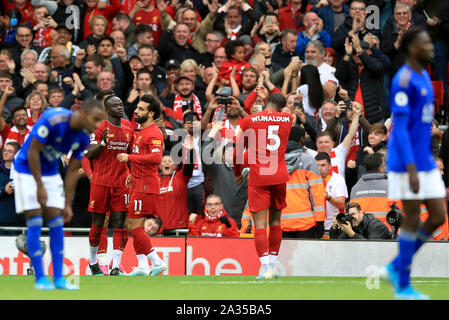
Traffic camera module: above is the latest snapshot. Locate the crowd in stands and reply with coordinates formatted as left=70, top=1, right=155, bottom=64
left=0, top=0, right=448, bottom=241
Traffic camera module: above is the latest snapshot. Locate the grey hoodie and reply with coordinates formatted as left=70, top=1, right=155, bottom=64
left=285, top=141, right=321, bottom=177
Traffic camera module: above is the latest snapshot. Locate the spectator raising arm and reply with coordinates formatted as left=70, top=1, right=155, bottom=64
left=341, top=101, right=362, bottom=153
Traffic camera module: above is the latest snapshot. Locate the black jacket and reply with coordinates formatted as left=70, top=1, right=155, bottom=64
left=156, top=30, right=202, bottom=68
left=271, top=43, right=299, bottom=69
left=335, top=52, right=386, bottom=123
left=330, top=213, right=392, bottom=240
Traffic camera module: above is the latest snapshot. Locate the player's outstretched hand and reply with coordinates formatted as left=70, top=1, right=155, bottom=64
left=117, top=153, right=129, bottom=163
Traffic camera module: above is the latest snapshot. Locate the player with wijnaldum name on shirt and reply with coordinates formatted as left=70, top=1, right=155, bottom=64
left=234, top=92, right=293, bottom=280
left=86, top=95, right=134, bottom=276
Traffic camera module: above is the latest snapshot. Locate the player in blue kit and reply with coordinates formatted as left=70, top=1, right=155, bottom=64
left=380, top=26, right=447, bottom=300
left=12, top=100, right=106, bottom=290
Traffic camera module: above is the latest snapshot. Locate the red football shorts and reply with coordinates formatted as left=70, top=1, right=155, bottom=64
left=127, top=191, right=158, bottom=219
left=247, top=183, right=287, bottom=213
left=88, top=183, right=129, bottom=214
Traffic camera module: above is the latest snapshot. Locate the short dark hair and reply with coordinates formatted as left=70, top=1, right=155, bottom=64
left=5, top=141, right=20, bottom=153
left=17, top=23, right=32, bottom=33
left=281, top=28, right=297, bottom=40
left=266, top=92, right=286, bottom=110
left=136, top=68, right=152, bottom=78
left=99, top=35, right=115, bottom=46
left=225, top=39, right=245, bottom=60
left=206, top=193, right=222, bottom=203
left=0, top=70, right=13, bottom=80
left=315, top=152, right=331, bottom=163
left=364, top=153, right=384, bottom=173
left=85, top=53, right=105, bottom=67
left=399, top=25, right=427, bottom=56
left=12, top=105, right=27, bottom=117
left=242, top=66, right=259, bottom=77
left=136, top=24, right=153, bottom=37
left=138, top=44, right=153, bottom=53
left=141, top=94, right=161, bottom=119
left=316, top=130, right=335, bottom=141
left=103, top=95, right=121, bottom=109
left=145, top=215, right=163, bottom=233
left=114, top=12, right=132, bottom=23
left=347, top=202, right=362, bottom=212
left=32, top=80, right=47, bottom=90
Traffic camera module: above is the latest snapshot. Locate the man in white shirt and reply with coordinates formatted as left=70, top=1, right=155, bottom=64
left=305, top=101, right=362, bottom=179
left=315, top=152, right=347, bottom=232
left=304, top=40, right=338, bottom=99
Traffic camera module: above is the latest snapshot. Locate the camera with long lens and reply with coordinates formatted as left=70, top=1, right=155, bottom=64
left=386, top=203, right=402, bottom=228
left=336, top=212, right=353, bottom=224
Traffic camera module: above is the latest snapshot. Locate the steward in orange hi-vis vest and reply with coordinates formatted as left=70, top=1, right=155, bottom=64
left=281, top=137, right=325, bottom=238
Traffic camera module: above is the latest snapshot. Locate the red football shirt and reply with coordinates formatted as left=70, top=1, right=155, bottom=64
left=132, top=8, right=162, bottom=46
left=90, top=119, right=134, bottom=187
left=128, top=122, right=163, bottom=194
left=156, top=170, right=190, bottom=230
left=235, top=110, right=293, bottom=186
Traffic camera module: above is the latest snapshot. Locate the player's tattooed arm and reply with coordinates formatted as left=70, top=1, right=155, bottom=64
left=86, top=128, right=109, bottom=160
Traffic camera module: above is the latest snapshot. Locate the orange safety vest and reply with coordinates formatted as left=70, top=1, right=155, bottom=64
left=391, top=201, right=448, bottom=241
left=281, top=169, right=325, bottom=232
left=239, top=207, right=269, bottom=238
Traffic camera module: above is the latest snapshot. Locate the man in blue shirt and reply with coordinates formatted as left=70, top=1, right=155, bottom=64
left=12, top=99, right=106, bottom=290
left=381, top=26, right=447, bottom=300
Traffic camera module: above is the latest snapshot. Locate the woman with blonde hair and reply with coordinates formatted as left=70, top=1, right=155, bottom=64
left=24, top=91, right=48, bottom=125
left=180, top=59, right=200, bottom=82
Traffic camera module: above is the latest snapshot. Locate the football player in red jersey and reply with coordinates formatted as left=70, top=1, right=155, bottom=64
left=117, top=94, right=167, bottom=276
left=86, top=96, right=134, bottom=276
left=234, top=92, right=293, bottom=279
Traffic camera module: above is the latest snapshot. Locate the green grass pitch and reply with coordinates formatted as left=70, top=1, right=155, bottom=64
left=1, top=276, right=449, bottom=300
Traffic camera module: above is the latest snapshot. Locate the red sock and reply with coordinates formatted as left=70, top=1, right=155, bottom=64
left=130, top=227, right=153, bottom=255
left=89, top=224, right=103, bottom=247
left=113, top=229, right=128, bottom=251
left=268, top=225, right=282, bottom=256
left=254, top=228, right=269, bottom=258
left=98, top=228, right=108, bottom=254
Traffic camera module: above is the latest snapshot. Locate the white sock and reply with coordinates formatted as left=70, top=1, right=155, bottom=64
left=97, top=253, right=107, bottom=265
left=147, top=249, right=162, bottom=267
left=259, top=255, right=270, bottom=273
left=269, top=254, right=278, bottom=268
left=89, top=246, right=98, bottom=265
left=112, top=250, right=123, bottom=269
left=136, top=254, right=150, bottom=270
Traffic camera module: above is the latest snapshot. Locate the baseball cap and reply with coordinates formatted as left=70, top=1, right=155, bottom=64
left=165, top=59, right=180, bottom=70
left=128, top=55, right=143, bottom=63
left=175, top=73, right=194, bottom=84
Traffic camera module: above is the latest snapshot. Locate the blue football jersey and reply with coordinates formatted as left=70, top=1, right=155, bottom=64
left=14, top=108, right=90, bottom=176
left=387, top=64, right=436, bottom=173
